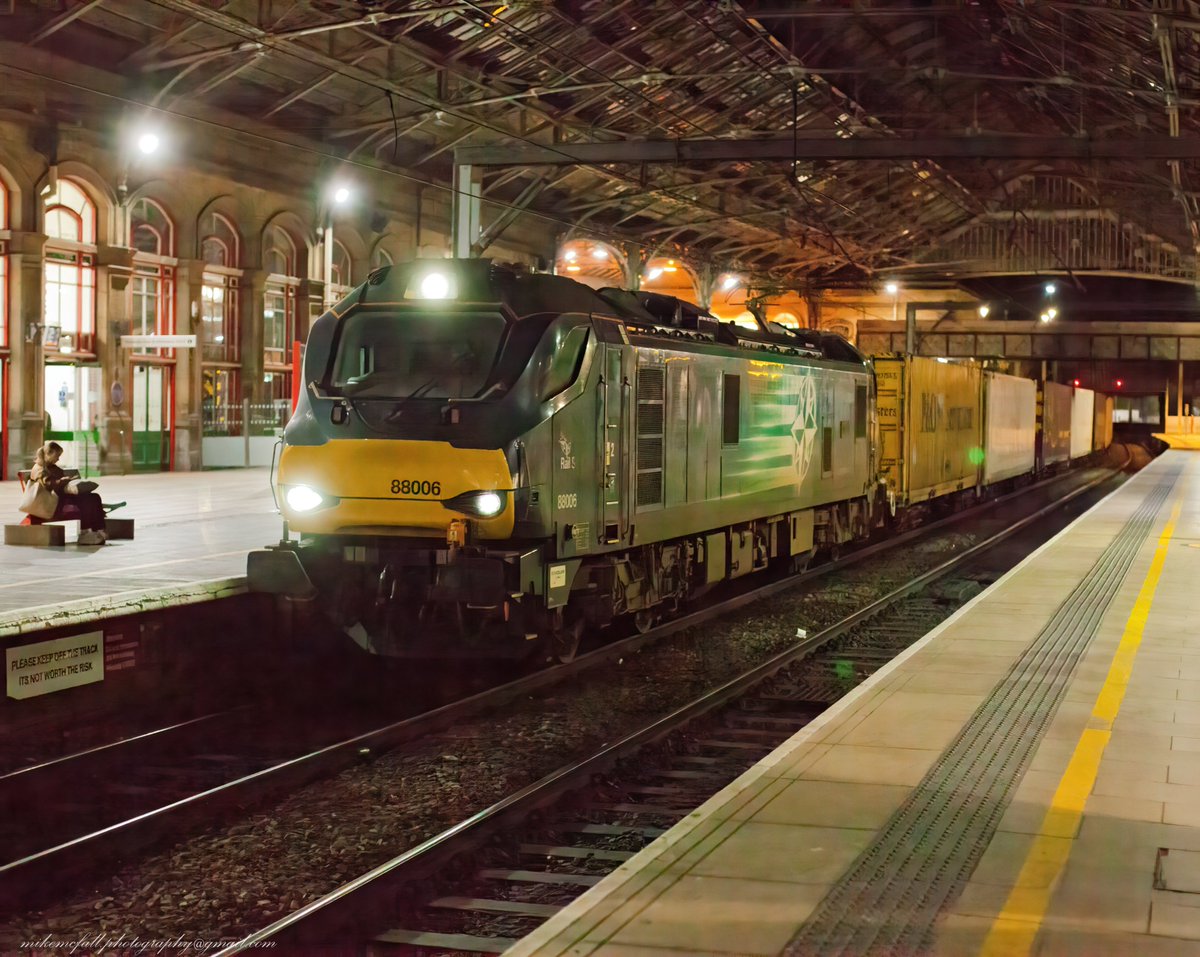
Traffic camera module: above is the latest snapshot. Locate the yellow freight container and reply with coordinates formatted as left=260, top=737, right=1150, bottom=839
left=1093, top=392, right=1114, bottom=450
left=874, top=355, right=982, bottom=507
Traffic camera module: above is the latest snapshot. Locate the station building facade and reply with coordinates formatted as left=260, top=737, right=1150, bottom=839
left=0, top=118, right=542, bottom=479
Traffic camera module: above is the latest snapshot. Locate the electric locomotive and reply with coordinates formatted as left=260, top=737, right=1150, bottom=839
left=249, top=259, right=880, bottom=660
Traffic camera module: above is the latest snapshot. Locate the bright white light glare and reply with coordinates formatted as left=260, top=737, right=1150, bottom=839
left=722, top=275, right=739, bottom=291
left=647, top=267, right=664, bottom=280
left=936, top=357, right=949, bottom=363
left=332, top=185, right=351, bottom=204
left=286, top=485, right=323, bottom=512
left=592, top=247, right=608, bottom=260
left=978, top=304, right=990, bottom=318
left=137, top=132, right=160, bottom=155
left=474, top=491, right=503, bottom=517
left=1040, top=312, right=1052, bottom=323
left=885, top=281, right=899, bottom=295
left=1047, top=306, right=1058, bottom=319
left=564, top=249, right=577, bottom=261
left=420, top=272, right=451, bottom=299
left=1044, top=282, right=1057, bottom=295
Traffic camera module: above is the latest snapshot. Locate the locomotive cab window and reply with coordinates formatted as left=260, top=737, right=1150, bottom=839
left=723, top=374, right=740, bottom=445
left=539, top=324, right=590, bottom=401
left=331, top=310, right=506, bottom=399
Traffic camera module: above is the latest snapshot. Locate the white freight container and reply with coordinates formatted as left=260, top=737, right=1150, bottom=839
left=1071, top=387, right=1095, bottom=459
left=982, top=372, right=1037, bottom=484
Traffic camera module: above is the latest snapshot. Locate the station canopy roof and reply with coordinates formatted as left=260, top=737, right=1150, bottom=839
left=7, top=1, right=1200, bottom=290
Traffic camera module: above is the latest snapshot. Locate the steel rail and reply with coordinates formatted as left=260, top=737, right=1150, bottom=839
left=216, top=461, right=1123, bottom=953
left=0, top=463, right=1113, bottom=913
left=0, top=462, right=1120, bottom=915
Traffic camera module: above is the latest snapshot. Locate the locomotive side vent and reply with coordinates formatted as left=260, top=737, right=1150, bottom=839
left=636, top=365, right=666, bottom=507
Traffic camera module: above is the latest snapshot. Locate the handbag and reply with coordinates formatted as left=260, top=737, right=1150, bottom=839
left=19, top=481, right=59, bottom=520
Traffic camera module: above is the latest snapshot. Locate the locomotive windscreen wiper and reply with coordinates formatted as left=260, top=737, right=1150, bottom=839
left=383, top=348, right=478, bottom=421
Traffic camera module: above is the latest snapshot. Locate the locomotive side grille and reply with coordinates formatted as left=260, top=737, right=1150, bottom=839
left=636, top=365, right=666, bottom=507
left=637, top=403, right=664, bottom=435
left=638, top=366, right=666, bottom=401
left=637, top=470, right=663, bottom=505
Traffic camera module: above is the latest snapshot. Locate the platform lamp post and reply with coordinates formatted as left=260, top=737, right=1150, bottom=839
left=114, top=125, right=165, bottom=475
left=323, top=183, right=353, bottom=314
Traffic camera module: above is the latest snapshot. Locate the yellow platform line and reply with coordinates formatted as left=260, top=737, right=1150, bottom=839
left=978, top=489, right=1183, bottom=957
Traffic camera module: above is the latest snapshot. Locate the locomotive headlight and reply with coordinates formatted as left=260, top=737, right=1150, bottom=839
left=443, top=489, right=507, bottom=518
left=286, top=485, right=324, bottom=512
left=473, top=491, right=504, bottom=517
left=406, top=270, right=457, bottom=300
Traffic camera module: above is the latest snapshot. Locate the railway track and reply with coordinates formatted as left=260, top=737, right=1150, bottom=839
left=213, top=460, right=1127, bottom=955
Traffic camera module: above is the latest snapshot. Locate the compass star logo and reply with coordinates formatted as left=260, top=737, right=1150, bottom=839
left=791, top=373, right=819, bottom=483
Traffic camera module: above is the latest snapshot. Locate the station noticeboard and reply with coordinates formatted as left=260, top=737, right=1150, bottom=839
left=120, top=335, right=197, bottom=349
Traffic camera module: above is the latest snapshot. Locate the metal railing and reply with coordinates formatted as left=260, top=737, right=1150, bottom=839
left=202, top=400, right=289, bottom=437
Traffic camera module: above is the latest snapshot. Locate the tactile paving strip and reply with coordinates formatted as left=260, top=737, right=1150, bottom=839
left=784, top=467, right=1181, bottom=957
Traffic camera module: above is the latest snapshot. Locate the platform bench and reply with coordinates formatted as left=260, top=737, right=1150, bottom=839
left=7, top=470, right=134, bottom=545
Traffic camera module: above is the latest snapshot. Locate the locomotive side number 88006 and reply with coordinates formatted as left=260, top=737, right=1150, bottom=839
left=391, top=479, right=442, bottom=496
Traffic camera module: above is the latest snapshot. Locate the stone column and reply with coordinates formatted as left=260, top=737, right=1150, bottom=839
left=174, top=258, right=206, bottom=471
left=6, top=230, right=46, bottom=475
left=621, top=242, right=648, bottom=291
left=97, top=243, right=134, bottom=475
left=240, top=268, right=266, bottom=404
left=297, top=278, right=324, bottom=343
left=695, top=264, right=716, bottom=311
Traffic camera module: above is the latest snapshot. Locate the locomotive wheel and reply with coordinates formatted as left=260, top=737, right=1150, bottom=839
left=788, top=551, right=812, bottom=575
left=547, top=618, right=584, bottom=664
left=633, top=609, right=657, bottom=635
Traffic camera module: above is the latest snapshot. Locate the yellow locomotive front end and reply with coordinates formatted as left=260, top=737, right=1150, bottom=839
left=248, top=258, right=601, bottom=659
left=278, top=439, right=515, bottom=540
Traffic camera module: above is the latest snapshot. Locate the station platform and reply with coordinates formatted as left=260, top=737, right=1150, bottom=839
left=508, top=450, right=1200, bottom=957
left=0, top=469, right=278, bottom=635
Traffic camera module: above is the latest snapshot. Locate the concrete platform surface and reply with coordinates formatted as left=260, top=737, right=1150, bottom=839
left=0, top=469, right=278, bottom=634
left=506, top=451, right=1200, bottom=957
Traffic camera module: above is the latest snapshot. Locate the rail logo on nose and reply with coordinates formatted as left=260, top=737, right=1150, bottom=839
left=558, top=433, right=576, bottom=471
left=790, top=372, right=819, bottom=483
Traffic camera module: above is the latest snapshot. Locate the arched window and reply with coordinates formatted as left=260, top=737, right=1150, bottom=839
left=371, top=245, right=393, bottom=270
left=329, top=238, right=354, bottom=303
left=129, top=198, right=176, bottom=343
left=202, top=212, right=239, bottom=268
left=44, top=180, right=96, bottom=244
left=131, top=197, right=173, bottom=255
left=264, top=225, right=295, bottom=277
left=263, top=224, right=300, bottom=417
left=199, top=211, right=242, bottom=439
left=42, top=177, right=97, bottom=355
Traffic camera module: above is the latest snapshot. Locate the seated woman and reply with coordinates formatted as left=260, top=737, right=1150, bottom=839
left=30, top=441, right=107, bottom=545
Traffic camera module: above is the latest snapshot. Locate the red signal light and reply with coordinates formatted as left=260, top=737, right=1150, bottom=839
left=1073, top=379, right=1081, bottom=387
left=1116, top=379, right=1124, bottom=388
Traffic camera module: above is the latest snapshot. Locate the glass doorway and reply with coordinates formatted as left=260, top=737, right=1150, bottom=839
left=0, top=358, right=6, bottom=480
left=43, top=363, right=101, bottom=477
left=131, top=363, right=172, bottom=471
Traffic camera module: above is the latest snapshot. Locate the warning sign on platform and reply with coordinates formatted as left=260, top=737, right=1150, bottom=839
left=7, top=631, right=105, bottom=699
